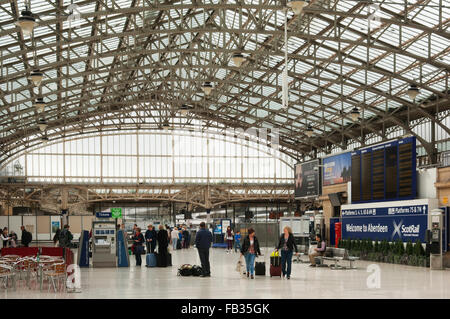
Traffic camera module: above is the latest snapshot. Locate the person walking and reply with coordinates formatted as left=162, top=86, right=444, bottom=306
left=195, top=222, right=213, bottom=277
left=171, top=227, right=179, bottom=250
left=53, top=228, right=61, bottom=247
left=225, top=226, right=234, bottom=253
left=240, top=228, right=262, bottom=279
left=157, top=225, right=169, bottom=267
left=20, top=226, right=32, bottom=247
left=234, top=231, right=241, bottom=253
left=275, top=226, right=298, bottom=279
left=132, top=227, right=145, bottom=266
left=59, top=225, right=74, bottom=248
left=1, top=227, right=11, bottom=248
left=145, top=225, right=157, bottom=254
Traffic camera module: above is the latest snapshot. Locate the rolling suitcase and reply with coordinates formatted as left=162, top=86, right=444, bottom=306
left=270, top=264, right=282, bottom=277
left=146, top=253, right=157, bottom=267
left=167, top=252, right=172, bottom=266
left=255, top=262, right=265, bottom=276
left=156, top=253, right=167, bottom=267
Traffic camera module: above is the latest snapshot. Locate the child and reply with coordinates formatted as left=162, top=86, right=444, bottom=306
left=234, top=231, right=241, bottom=253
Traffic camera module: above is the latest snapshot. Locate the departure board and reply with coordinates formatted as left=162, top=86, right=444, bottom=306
left=385, top=146, right=398, bottom=199
left=372, top=148, right=385, bottom=200
left=361, top=151, right=372, bottom=201
left=350, top=137, right=416, bottom=203
left=399, top=141, right=414, bottom=197
left=351, top=153, right=361, bottom=202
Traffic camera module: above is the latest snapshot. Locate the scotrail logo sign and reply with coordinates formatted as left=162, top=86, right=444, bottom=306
left=342, top=204, right=427, bottom=242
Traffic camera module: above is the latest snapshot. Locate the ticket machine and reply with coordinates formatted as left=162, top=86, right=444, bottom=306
left=430, top=209, right=444, bottom=270
left=92, top=220, right=117, bottom=267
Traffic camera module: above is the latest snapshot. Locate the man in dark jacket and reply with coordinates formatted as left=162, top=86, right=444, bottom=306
left=195, top=222, right=213, bottom=277
left=20, top=226, right=32, bottom=247
left=145, top=225, right=157, bottom=253
left=156, top=225, right=169, bottom=267
left=59, top=224, right=74, bottom=248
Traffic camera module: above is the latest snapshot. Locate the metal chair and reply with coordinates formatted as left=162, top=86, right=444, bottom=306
left=0, top=264, right=16, bottom=290
left=44, top=263, right=66, bottom=292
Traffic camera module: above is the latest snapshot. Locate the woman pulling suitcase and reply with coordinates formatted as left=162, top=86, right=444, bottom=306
left=275, top=226, right=299, bottom=279
left=240, top=228, right=262, bottom=279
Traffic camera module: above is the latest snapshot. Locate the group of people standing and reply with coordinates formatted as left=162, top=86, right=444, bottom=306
left=131, top=224, right=187, bottom=267
left=130, top=221, right=327, bottom=280
left=1, top=226, right=32, bottom=248
left=170, top=226, right=191, bottom=250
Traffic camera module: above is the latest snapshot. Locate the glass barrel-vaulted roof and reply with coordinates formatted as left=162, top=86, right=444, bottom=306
left=0, top=0, right=449, bottom=165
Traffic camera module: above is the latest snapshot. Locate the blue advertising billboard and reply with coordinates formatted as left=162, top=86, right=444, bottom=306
left=342, top=203, right=428, bottom=242
left=323, top=152, right=352, bottom=187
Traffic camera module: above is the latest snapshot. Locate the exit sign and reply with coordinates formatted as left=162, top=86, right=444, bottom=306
left=111, top=208, right=122, bottom=219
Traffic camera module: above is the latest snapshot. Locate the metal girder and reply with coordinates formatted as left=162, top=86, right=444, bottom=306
left=0, top=0, right=449, bottom=165
left=0, top=182, right=294, bottom=210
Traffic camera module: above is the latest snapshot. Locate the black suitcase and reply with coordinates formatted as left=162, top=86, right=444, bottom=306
left=167, top=252, right=172, bottom=266
left=156, top=252, right=167, bottom=267
left=255, top=262, right=265, bottom=276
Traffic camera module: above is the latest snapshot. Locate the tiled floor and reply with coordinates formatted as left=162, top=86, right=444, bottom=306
left=2, top=247, right=450, bottom=299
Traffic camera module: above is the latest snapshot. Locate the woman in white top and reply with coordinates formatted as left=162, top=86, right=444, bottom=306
left=171, top=227, right=179, bottom=250
left=1, top=227, right=11, bottom=248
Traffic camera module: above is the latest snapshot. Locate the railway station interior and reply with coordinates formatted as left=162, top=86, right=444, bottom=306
left=0, top=0, right=449, bottom=300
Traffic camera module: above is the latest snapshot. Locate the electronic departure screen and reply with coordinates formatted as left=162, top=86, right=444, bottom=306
left=372, top=148, right=385, bottom=200
left=385, top=146, right=398, bottom=199
left=351, top=153, right=361, bottom=202
left=361, top=151, right=372, bottom=201
left=350, top=137, right=416, bottom=203
left=399, top=141, right=414, bottom=197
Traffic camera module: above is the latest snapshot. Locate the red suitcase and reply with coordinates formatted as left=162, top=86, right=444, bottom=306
left=270, top=264, right=282, bottom=277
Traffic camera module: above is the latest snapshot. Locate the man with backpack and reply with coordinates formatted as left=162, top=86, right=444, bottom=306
left=20, top=226, right=32, bottom=247
left=59, top=224, right=74, bottom=248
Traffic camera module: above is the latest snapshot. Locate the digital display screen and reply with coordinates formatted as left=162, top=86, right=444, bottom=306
left=294, top=160, right=320, bottom=198
left=351, top=153, right=361, bottom=202
left=361, top=152, right=372, bottom=201
left=399, top=142, right=413, bottom=197
left=372, top=149, right=385, bottom=200
left=385, top=146, right=398, bottom=199
left=350, top=137, right=416, bottom=203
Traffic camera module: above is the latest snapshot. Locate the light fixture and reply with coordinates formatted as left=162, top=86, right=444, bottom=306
left=407, top=84, right=420, bottom=100
left=162, top=121, right=170, bottom=131
left=231, top=53, right=245, bottom=67
left=350, top=107, right=360, bottom=121
left=287, top=1, right=308, bottom=15
left=179, top=104, right=190, bottom=116
left=34, top=97, right=46, bottom=113
left=202, top=82, right=213, bottom=95
left=16, top=7, right=37, bottom=36
left=29, top=69, right=43, bottom=87
left=38, top=118, right=47, bottom=132
left=305, top=124, right=313, bottom=137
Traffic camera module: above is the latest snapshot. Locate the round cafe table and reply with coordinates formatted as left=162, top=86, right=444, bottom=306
left=27, top=258, right=58, bottom=291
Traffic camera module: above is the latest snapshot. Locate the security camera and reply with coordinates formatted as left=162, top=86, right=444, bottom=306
left=313, top=166, right=319, bottom=172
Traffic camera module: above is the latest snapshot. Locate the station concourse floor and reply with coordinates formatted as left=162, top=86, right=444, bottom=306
left=3, top=247, right=450, bottom=299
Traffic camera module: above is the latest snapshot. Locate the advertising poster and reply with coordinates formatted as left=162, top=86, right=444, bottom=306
left=51, top=221, right=60, bottom=233
left=294, top=159, right=320, bottom=198
left=342, top=204, right=428, bottom=242
left=323, top=152, right=352, bottom=186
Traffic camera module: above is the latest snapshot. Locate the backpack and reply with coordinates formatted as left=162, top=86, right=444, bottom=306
left=59, top=229, right=67, bottom=246
left=191, top=265, right=203, bottom=277
left=177, top=264, right=193, bottom=276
